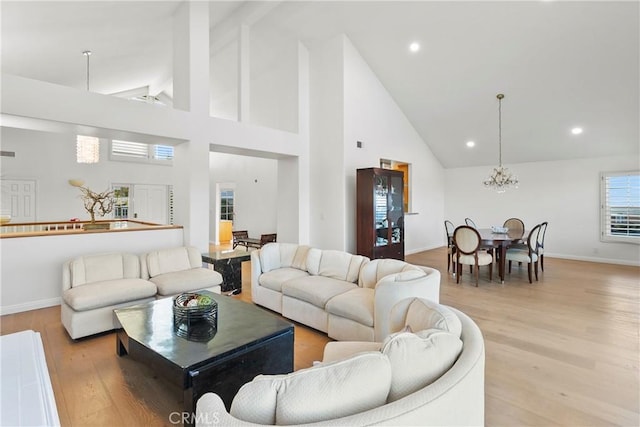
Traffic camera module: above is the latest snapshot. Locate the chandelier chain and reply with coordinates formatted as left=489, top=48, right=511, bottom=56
left=483, top=93, right=518, bottom=193
left=498, top=94, right=502, bottom=167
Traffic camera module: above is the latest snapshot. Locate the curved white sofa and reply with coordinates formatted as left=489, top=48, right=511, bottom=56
left=251, top=243, right=441, bottom=341
left=196, top=302, right=485, bottom=426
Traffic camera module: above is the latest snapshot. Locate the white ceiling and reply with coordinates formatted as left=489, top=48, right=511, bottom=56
left=1, top=1, right=638, bottom=168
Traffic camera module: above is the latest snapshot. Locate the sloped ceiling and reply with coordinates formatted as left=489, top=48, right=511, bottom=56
left=1, top=0, right=638, bottom=168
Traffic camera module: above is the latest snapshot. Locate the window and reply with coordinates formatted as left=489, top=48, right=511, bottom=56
left=600, top=171, right=640, bottom=243
left=112, top=185, right=130, bottom=219
left=110, top=140, right=174, bottom=164
left=220, top=190, right=234, bottom=221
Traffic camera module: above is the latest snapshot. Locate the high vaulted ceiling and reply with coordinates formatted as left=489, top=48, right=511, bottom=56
left=2, top=1, right=638, bottom=168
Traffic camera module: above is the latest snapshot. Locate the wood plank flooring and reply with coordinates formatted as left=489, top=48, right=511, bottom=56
left=1, top=248, right=638, bottom=426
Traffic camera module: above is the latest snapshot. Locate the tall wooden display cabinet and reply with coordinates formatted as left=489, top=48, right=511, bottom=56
left=356, top=168, right=404, bottom=260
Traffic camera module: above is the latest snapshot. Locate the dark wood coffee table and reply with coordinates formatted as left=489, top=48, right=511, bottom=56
left=114, top=292, right=294, bottom=426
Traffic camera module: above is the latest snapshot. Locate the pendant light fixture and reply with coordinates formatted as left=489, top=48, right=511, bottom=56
left=483, top=93, right=518, bottom=193
left=83, top=50, right=92, bottom=91
left=76, top=50, right=99, bottom=163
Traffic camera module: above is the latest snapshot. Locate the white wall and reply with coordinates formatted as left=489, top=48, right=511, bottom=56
left=250, top=21, right=299, bottom=133
left=308, top=36, right=346, bottom=250
left=0, top=127, right=176, bottom=222
left=342, top=37, right=446, bottom=254
left=0, top=228, right=183, bottom=314
left=208, top=152, right=278, bottom=243
left=445, top=155, right=640, bottom=265
left=210, top=39, right=239, bottom=121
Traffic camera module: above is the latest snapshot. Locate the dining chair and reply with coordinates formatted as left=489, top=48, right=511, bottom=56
left=232, top=230, right=249, bottom=249
left=506, top=224, right=542, bottom=283
left=503, top=217, right=527, bottom=251
left=537, top=222, right=548, bottom=271
left=453, top=225, right=493, bottom=287
left=444, top=220, right=456, bottom=273
left=503, top=218, right=524, bottom=234
left=465, top=217, right=496, bottom=259
left=464, top=218, right=478, bottom=229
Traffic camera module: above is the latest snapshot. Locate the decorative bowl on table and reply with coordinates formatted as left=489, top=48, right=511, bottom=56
left=491, top=226, right=509, bottom=234
left=173, top=292, right=218, bottom=341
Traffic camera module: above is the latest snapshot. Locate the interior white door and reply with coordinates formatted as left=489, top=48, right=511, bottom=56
left=132, top=184, right=168, bottom=224
left=1, top=179, right=37, bottom=223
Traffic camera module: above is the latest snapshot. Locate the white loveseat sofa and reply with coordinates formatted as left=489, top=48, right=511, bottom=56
left=196, top=299, right=485, bottom=426
left=141, top=246, right=223, bottom=297
left=251, top=243, right=441, bottom=341
left=62, top=247, right=222, bottom=339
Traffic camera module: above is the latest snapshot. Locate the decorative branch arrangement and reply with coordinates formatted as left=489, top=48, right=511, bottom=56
left=69, top=179, right=114, bottom=223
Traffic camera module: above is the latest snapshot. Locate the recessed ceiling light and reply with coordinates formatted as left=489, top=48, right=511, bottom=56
left=571, top=127, right=583, bottom=135
left=466, top=141, right=475, bottom=148
left=409, top=42, right=420, bottom=53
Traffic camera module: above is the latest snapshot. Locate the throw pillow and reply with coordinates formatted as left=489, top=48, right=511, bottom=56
left=403, top=298, right=463, bottom=338
left=230, top=352, right=392, bottom=425
left=381, top=329, right=463, bottom=402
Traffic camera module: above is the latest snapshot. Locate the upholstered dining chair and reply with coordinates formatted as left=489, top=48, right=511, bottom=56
left=465, top=217, right=496, bottom=258
left=453, top=225, right=493, bottom=287
left=506, top=224, right=542, bottom=283
left=503, top=217, right=524, bottom=234
left=503, top=217, right=527, bottom=251
left=536, top=222, right=548, bottom=271
left=444, top=220, right=456, bottom=273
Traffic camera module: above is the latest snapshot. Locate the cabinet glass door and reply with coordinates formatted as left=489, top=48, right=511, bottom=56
left=374, top=175, right=389, bottom=247
left=389, top=175, right=403, bottom=244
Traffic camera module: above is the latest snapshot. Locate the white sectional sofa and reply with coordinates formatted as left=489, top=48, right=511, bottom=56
left=62, top=247, right=222, bottom=339
left=251, top=243, right=441, bottom=341
left=196, top=299, right=485, bottom=426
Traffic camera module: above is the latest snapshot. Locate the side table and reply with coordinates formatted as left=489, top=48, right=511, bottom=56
left=202, top=250, right=251, bottom=293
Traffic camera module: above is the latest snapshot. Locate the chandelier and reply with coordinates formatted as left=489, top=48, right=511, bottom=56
left=483, top=93, right=518, bottom=193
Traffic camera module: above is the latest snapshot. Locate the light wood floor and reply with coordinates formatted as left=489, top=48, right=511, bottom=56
left=1, top=248, right=638, bottom=426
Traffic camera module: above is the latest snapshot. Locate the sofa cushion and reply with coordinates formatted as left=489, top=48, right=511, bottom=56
left=259, top=268, right=310, bottom=293
left=325, top=287, right=374, bottom=326
left=230, top=352, right=392, bottom=425
left=281, top=276, right=357, bottom=308
left=259, top=243, right=310, bottom=273
left=150, top=268, right=222, bottom=296
left=145, top=247, right=197, bottom=278
left=306, top=249, right=367, bottom=283
left=359, top=259, right=425, bottom=289
left=63, top=279, right=157, bottom=311
left=381, top=329, right=463, bottom=402
left=402, top=298, right=463, bottom=338
left=70, top=253, right=141, bottom=287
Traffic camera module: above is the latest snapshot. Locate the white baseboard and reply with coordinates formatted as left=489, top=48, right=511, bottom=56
left=405, top=244, right=441, bottom=255
left=544, top=252, right=640, bottom=267
left=0, top=297, right=61, bottom=316
left=406, top=246, right=640, bottom=268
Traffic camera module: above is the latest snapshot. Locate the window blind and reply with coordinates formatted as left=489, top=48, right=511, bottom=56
left=111, top=140, right=174, bottom=164
left=112, top=140, right=148, bottom=159
left=601, top=171, right=640, bottom=242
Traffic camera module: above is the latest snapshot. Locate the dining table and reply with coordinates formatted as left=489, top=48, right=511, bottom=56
left=477, top=228, right=527, bottom=283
